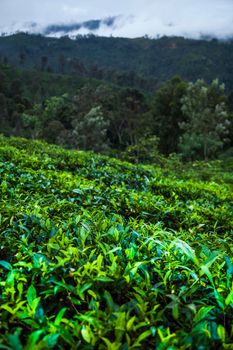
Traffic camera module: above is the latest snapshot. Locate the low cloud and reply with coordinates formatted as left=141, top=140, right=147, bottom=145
left=0, top=0, right=233, bottom=39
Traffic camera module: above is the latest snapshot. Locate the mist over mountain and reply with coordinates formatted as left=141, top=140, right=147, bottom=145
left=1, top=16, right=233, bottom=40
left=0, top=17, right=120, bottom=38
left=43, top=17, right=117, bottom=36
left=1, top=0, right=233, bottom=40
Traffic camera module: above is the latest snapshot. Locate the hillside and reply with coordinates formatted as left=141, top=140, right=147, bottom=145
left=0, top=136, right=232, bottom=349
left=1, top=33, right=233, bottom=91
left=0, top=63, right=104, bottom=102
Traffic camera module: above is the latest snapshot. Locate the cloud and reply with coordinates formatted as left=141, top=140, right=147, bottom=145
left=0, top=0, right=233, bottom=39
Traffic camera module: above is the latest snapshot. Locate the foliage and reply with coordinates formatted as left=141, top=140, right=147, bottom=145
left=149, top=76, right=188, bottom=154
left=0, top=63, right=97, bottom=102
left=0, top=62, right=233, bottom=161
left=1, top=33, right=233, bottom=91
left=71, top=106, right=110, bottom=152
left=0, top=136, right=232, bottom=349
left=122, top=135, right=161, bottom=164
left=179, top=79, right=231, bottom=160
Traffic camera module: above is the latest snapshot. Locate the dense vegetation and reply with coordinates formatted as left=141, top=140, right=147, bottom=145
left=1, top=33, right=233, bottom=162
left=0, top=62, right=233, bottom=161
left=1, top=29, right=233, bottom=350
left=1, top=33, right=233, bottom=91
left=0, top=136, right=232, bottom=349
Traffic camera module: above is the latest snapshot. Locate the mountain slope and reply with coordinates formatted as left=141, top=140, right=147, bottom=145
left=0, top=33, right=233, bottom=91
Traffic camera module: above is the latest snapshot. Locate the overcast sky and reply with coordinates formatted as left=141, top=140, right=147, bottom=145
left=1, top=0, right=233, bottom=39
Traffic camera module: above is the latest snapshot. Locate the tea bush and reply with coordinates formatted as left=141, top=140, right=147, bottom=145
left=0, top=136, right=232, bottom=349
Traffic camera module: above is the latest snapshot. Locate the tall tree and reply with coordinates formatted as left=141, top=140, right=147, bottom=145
left=179, top=79, right=231, bottom=160
left=106, top=88, right=148, bottom=148
left=149, top=76, right=188, bottom=154
left=40, top=56, right=48, bottom=72
left=72, top=106, right=109, bottom=152
left=58, top=54, right=66, bottom=74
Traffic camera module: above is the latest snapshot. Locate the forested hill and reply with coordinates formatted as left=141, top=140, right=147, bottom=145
left=0, top=33, right=233, bottom=91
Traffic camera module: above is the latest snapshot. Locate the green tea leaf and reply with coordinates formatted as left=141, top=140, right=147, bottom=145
left=7, top=334, right=23, bottom=350
left=27, top=285, right=37, bottom=308
left=54, top=308, right=67, bottom=326
left=217, top=325, right=226, bottom=341
left=136, top=330, right=152, bottom=344
left=81, top=326, right=91, bottom=343
left=193, top=306, right=214, bottom=324
left=35, top=304, right=44, bottom=324
left=0, top=260, right=12, bottom=270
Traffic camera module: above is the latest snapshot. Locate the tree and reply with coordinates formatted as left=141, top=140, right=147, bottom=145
left=42, top=120, right=66, bottom=144
left=71, top=85, right=148, bottom=150
left=41, top=95, right=72, bottom=126
left=122, top=135, right=160, bottom=164
left=106, top=88, right=148, bottom=148
left=149, top=76, right=188, bottom=154
left=0, top=93, right=9, bottom=133
left=10, top=79, right=23, bottom=98
left=179, top=79, right=231, bottom=160
left=58, top=54, right=66, bottom=74
left=20, top=101, right=43, bottom=138
left=25, top=95, right=72, bottom=144
left=40, top=56, right=48, bottom=72
left=226, top=92, right=233, bottom=148
left=0, top=70, right=7, bottom=93
left=19, top=52, right=26, bottom=65
left=71, top=106, right=109, bottom=152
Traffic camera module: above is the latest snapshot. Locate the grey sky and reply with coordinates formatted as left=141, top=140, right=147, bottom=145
left=0, top=0, right=233, bottom=38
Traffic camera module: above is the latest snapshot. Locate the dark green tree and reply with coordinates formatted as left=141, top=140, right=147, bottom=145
left=149, top=76, right=188, bottom=154
left=40, top=56, right=48, bottom=72
left=179, top=79, right=231, bottom=160
left=71, top=106, right=110, bottom=152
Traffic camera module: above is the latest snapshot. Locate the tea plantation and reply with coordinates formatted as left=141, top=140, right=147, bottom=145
left=0, top=136, right=232, bottom=350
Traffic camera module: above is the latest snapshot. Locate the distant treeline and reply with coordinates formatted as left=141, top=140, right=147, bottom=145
left=1, top=33, right=233, bottom=91
left=0, top=63, right=233, bottom=161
